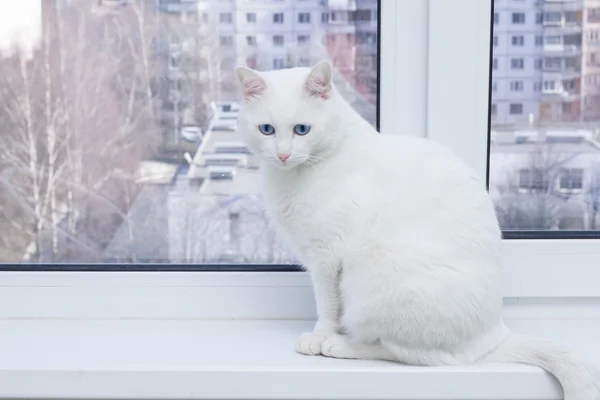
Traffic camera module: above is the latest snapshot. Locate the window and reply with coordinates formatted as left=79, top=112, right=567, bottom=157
left=484, top=0, right=600, bottom=241
left=492, top=81, right=497, bottom=92
left=511, top=12, right=525, bottom=24
left=510, top=80, right=523, bottom=91
left=220, top=12, right=232, bottom=24
left=511, top=35, right=524, bottom=46
left=1, top=0, right=379, bottom=270
left=219, top=35, right=233, bottom=46
left=298, top=34, right=310, bottom=43
left=273, top=35, right=284, bottom=46
left=6, top=4, right=600, bottom=392
left=589, top=7, right=600, bottom=23
left=511, top=58, right=524, bottom=69
left=493, top=36, right=498, bottom=46
left=535, top=12, right=542, bottom=24
left=559, top=169, right=584, bottom=191
left=545, top=35, right=561, bottom=45
left=298, top=12, right=311, bottom=23
left=509, top=103, right=523, bottom=114
left=544, top=57, right=562, bottom=70
left=543, top=80, right=556, bottom=91
left=535, top=35, right=543, bottom=46
left=543, top=12, right=562, bottom=23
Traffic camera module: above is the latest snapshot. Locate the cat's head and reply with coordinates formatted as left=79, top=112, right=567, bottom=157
left=235, top=60, right=342, bottom=170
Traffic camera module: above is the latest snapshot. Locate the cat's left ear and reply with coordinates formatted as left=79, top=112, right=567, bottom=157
left=304, top=60, right=333, bottom=100
left=235, top=66, right=267, bottom=102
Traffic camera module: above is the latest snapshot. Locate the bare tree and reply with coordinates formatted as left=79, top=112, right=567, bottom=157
left=493, top=143, right=570, bottom=231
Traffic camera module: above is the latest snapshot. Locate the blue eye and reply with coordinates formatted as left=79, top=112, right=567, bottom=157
left=293, top=124, right=311, bottom=135
left=258, top=124, right=275, bottom=135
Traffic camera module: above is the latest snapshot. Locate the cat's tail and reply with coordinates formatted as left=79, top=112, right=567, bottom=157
left=482, top=333, right=600, bottom=400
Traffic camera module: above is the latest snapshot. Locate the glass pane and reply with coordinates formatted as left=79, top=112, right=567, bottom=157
left=490, top=0, right=600, bottom=233
left=0, top=0, right=379, bottom=264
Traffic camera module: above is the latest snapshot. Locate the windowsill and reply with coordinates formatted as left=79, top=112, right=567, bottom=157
left=3, top=319, right=599, bottom=399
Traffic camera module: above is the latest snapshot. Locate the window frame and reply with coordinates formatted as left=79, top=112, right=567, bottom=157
left=4, top=0, right=600, bottom=325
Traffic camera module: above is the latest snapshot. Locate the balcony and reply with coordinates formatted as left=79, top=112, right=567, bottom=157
left=543, top=44, right=581, bottom=55
left=542, top=1, right=582, bottom=13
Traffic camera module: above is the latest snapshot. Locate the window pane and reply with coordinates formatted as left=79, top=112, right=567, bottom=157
left=0, top=0, right=379, bottom=263
left=490, top=0, right=600, bottom=232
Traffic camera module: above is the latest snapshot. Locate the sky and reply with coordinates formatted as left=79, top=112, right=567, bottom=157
left=0, top=0, right=41, bottom=53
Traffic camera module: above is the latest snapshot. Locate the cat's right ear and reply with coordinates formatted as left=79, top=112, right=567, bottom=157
left=235, top=66, right=266, bottom=102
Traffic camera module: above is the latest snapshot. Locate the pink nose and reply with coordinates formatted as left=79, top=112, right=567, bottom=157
left=278, top=153, right=290, bottom=162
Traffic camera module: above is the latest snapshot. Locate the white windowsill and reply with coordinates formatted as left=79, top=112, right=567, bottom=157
left=2, top=318, right=599, bottom=399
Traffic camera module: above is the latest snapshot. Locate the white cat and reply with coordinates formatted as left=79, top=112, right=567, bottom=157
left=235, top=60, right=600, bottom=400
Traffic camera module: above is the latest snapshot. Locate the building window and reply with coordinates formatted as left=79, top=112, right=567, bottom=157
left=493, top=58, right=498, bottom=69
left=493, top=36, right=498, bottom=46
left=589, top=8, right=600, bottom=23
left=544, top=80, right=556, bottom=91
left=545, top=35, right=561, bottom=45
left=509, top=103, right=523, bottom=115
left=510, top=81, right=524, bottom=91
left=492, top=81, right=497, bottom=92
left=511, top=35, right=524, bottom=46
left=246, top=36, right=256, bottom=46
left=544, top=12, right=562, bottom=23
left=535, top=58, right=542, bottom=69
left=512, top=12, right=525, bottom=24
left=491, top=103, right=497, bottom=115
left=545, top=57, right=562, bottom=69
left=220, top=13, right=232, bottom=24
left=353, top=9, right=372, bottom=21
left=519, top=168, right=549, bottom=192
left=298, top=35, right=310, bottom=44
left=220, top=35, right=233, bottom=46
left=494, top=12, right=499, bottom=24
left=511, top=58, right=524, bottom=69
left=561, top=102, right=573, bottom=114
left=273, top=13, right=284, bottom=23
left=534, top=81, right=542, bottom=91
left=535, top=35, right=543, bottom=46
left=298, top=57, right=310, bottom=66
left=559, top=169, right=584, bottom=191
left=536, top=12, right=543, bottom=24
left=273, top=58, right=284, bottom=69
left=564, top=79, right=575, bottom=91
left=321, top=12, right=328, bottom=23
left=273, top=35, right=284, bottom=46
left=298, top=12, right=311, bottom=23
left=246, top=13, right=256, bottom=23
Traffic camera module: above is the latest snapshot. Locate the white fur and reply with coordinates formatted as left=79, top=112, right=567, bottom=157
left=235, top=61, right=600, bottom=400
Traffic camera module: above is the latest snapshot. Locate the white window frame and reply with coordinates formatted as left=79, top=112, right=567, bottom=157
left=3, top=0, right=599, bottom=322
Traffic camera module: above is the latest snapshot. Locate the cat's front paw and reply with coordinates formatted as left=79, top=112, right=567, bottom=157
left=321, top=335, right=358, bottom=359
left=295, top=332, right=330, bottom=356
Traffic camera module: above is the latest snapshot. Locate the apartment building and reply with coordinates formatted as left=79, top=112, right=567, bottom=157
left=492, top=0, right=600, bottom=126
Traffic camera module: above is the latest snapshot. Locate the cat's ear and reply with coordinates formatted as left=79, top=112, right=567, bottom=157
left=304, top=60, right=333, bottom=100
left=235, top=66, right=267, bottom=102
